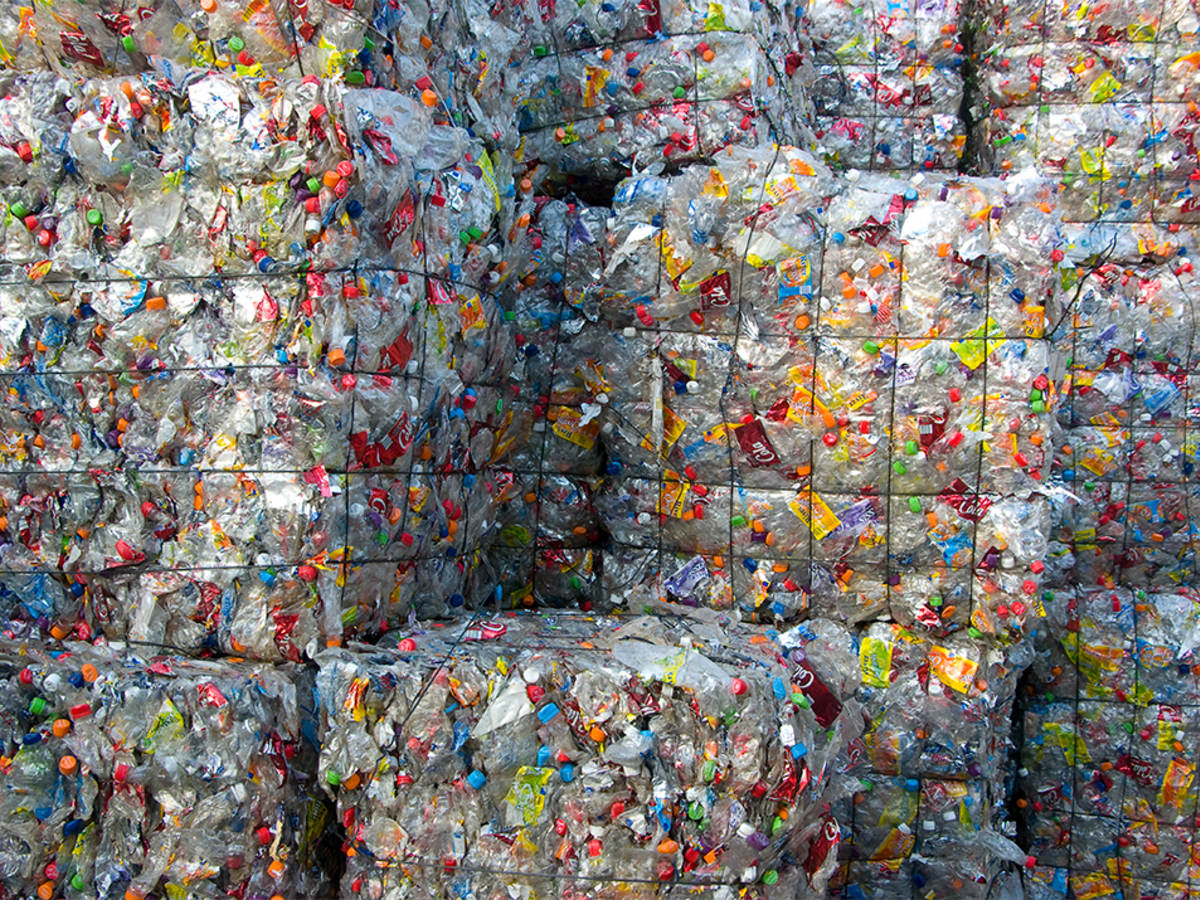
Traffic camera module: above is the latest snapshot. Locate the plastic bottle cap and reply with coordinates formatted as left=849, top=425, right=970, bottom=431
left=228, top=35, right=245, bottom=51
left=85, top=209, right=102, bottom=226
left=59, top=755, right=78, bottom=775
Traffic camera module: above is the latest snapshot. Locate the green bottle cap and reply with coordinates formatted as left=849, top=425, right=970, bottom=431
left=228, top=35, right=245, bottom=52
left=673, top=86, right=686, bottom=99
left=893, top=461, right=907, bottom=475
left=862, top=340, right=879, bottom=355
left=908, top=497, right=922, bottom=513
left=345, top=71, right=366, bottom=84
left=122, top=35, right=136, bottom=53
left=10, top=201, right=28, bottom=218
left=326, top=770, right=341, bottom=786
left=86, top=209, right=102, bottom=226
left=29, top=697, right=47, bottom=715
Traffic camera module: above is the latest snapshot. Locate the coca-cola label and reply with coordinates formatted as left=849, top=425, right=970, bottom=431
left=383, top=189, right=416, bottom=248
left=699, top=270, right=731, bottom=309
left=939, top=478, right=993, bottom=522
left=1116, top=753, right=1157, bottom=787
left=793, top=657, right=842, bottom=728
left=802, top=816, right=841, bottom=883
left=735, top=419, right=781, bottom=467
left=60, top=31, right=104, bottom=66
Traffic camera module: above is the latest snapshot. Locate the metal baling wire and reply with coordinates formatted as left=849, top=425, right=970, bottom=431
left=336, top=264, right=360, bottom=642
left=1105, top=262, right=1150, bottom=889
left=381, top=167, right=456, bottom=617
left=960, top=192, right=988, bottom=644
left=882, top=196, right=903, bottom=626
left=519, top=18, right=579, bottom=615
left=0, top=262, right=500, bottom=296
left=0, top=330, right=1058, bottom=383
left=1171, top=262, right=1200, bottom=611
left=650, top=148, right=669, bottom=615
left=718, top=143, right=785, bottom=628
left=806, top=202, right=829, bottom=626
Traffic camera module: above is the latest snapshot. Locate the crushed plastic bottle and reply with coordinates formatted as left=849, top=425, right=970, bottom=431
left=316, top=612, right=863, bottom=896
left=0, top=635, right=329, bottom=899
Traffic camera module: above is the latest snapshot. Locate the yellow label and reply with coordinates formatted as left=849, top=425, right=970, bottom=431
left=789, top=487, right=840, bottom=540
left=552, top=406, right=600, bottom=451
left=143, top=697, right=185, bottom=752
left=1159, top=757, right=1194, bottom=810
left=478, top=152, right=501, bottom=211
left=1044, top=723, right=1091, bottom=765
left=1079, top=447, right=1115, bottom=476
left=504, top=767, right=554, bottom=826
left=1024, top=305, right=1045, bottom=337
left=1089, top=72, right=1122, bottom=103
left=702, top=169, right=728, bottom=198
left=928, top=645, right=978, bottom=694
left=950, top=317, right=1006, bottom=370
left=583, top=66, right=608, bottom=108
left=641, top=405, right=687, bottom=455
left=658, top=479, right=691, bottom=518
left=657, top=229, right=692, bottom=282
left=870, top=827, right=915, bottom=861
left=860, top=637, right=893, bottom=688
left=1071, top=872, right=1117, bottom=900
left=459, top=293, right=486, bottom=335
left=343, top=677, right=369, bottom=722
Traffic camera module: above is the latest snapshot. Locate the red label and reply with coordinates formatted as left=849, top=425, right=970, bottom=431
left=699, top=271, right=731, bottom=309
left=383, top=190, right=416, bottom=248
left=60, top=32, right=104, bottom=66
left=735, top=419, right=780, bottom=467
